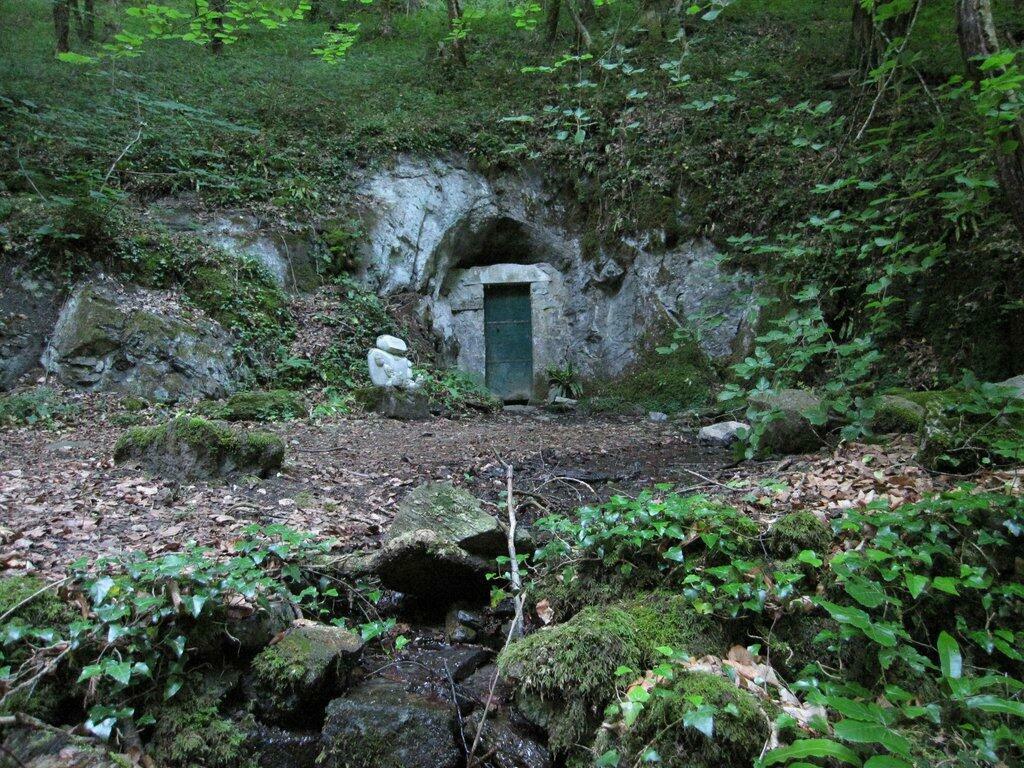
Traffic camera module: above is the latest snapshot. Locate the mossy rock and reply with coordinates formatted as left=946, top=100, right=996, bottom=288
left=498, top=594, right=725, bottom=757
left=249, top=622, right=363, bottom=726
left=319, top=679, right=460, bottom=768
left=1, top=728, right=133, bottom=768
left=0, top=577, right=80, bottom=722
left=764, top=511, right=831, bottom=559
left=371, top=529, right=493, bottom=602
left=197, top=389, right=307, bottom=422
left=748, top=388, right=825, bottom=456
left=386, top=481, right=504, bottom=556
left=599, top=671, right=769, bottom=768
left=113, top=416, right=284, bottom=480
left=871, top=394, right=926, bottom=434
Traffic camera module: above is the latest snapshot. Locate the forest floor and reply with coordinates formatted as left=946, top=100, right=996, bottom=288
left=3, top=399, right=1013, bottom=580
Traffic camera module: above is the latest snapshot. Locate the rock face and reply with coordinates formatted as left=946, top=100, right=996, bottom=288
left=462, top=711, right=552, bottom=768
left=146, top=197, right=321, bottom=292
left=998, top=374, right=1024, bottom=398
left=871, top=394, right=925, bottom=434
left=320, top=680, right=461, bottom=768
left=388, top=482, right=505, bottom=556
left=250, top=622, right=364, bottom=726
left=42, top=279, right=240, bottom=402
left=113, top=416, right=284, bottom=479
left=748, top=389, right=825, bottom=456
left=353, top=157, right=759, bottom=397
left=0, top=264, right=61, bottom=391
left=698, top=420, right=748, bottom=447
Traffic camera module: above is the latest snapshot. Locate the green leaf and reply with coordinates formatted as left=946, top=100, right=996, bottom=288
left=596, top=749, right=619, bottom=767
left=903, top=573, right=928, bottom=599
left=931, top=576, right=960, bottom=595
left=797, top=550, right=822, bottom=567
left=833, top=719, right=912, bottom=759
left=938, top=631, right=962, bottom=680
left=965, top=695, right=1024, bottom=718
left=106, top=661, right=133, bottom=686
left=761, top=739, right=862, bottom=766
left=844, top=577, right=885, bottom=609
left=864, top=757, right=912, bottom=768
left=683, top=706, right=714, bottom=738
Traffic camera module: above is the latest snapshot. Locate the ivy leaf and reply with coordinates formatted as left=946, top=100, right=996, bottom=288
left=596, top=749, right=619, bottom=767
left=89, top=576, right=115, bottom=605
left=903, top=573, right=928, bottom=599
left=844, top=577, right=885, bottom=608
left=931, top=576, right=959, bottom=595
left=797, top=550, right=822, bottom=567
left=106, top=661, right=133, bottom=686
left=683, top=706, right=714, bottom=738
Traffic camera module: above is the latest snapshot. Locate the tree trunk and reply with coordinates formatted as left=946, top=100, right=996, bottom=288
left=565, top=0, right=591, bottom=48
left=210, top=0, right=225, bottom=54
left=849, top=0, right=913, bottom=72
left=71, top=0, right=85, bottom=41
left=53, top=0, right=71, bottom=52
left=544, top=0, right=560, bottom=43
left=956, top=0, right=1024, bottom=238
left=83, top=0, right=94, bottom=40
left=445, top=0, right=466, bottom=65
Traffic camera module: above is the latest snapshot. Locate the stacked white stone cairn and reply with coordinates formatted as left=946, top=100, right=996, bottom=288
left=367, top=334, right=424, bottom=391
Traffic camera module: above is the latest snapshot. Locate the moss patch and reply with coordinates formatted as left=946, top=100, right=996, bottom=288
left=113, top=416, right=284, bottom=479
left=612, top=671, right=769, bottom=767
left=149, top=700, right=255, bottom=768
left=764, top=511, right=831, bottom=559
left=499, top=595, right=724, bottom=756
left=588, top=334, right=716, bottom=413
left=871, top=394, right=926, bottom=434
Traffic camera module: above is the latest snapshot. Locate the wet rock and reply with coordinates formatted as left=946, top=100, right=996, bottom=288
left=113, top=416, right=284, bottom=480
left=445, top=605, right=485, bottom=643
left=455, top=663, right=514, bottom=714
left=388, top=482, right=505, bottom=556
left=697, top=420, right=748, bottom=446
left=244, top=723, right=321, bottom=768
left=250, top=622, right=364, bottom=726
left=319, top=679, right=460, bottom=768
left=1, top=729, right=131, bottom=768
left=462, top=710, right=552, bottom=768
left=41, top=278, right=241, bottom=402
left=225, top=599, right=301, bottom=656
left=383, top=643, right=492, bottom=697
left=372, top=529, right=492, bottom=601
left=748, top=388, right=825, bottom=455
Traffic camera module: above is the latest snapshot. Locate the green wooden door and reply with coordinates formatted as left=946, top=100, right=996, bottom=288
left=484, top=284, right=534, bottom=402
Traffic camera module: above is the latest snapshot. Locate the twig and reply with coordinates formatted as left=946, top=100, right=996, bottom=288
left=102, top=123, right=144, bottom=188
left=503, top=462, right=525, bottom=640
left=678, top=466, right=734, bottom=491
left=0, top=713, right=71, bottom=735
left=466, top=616, right=519, bottom=767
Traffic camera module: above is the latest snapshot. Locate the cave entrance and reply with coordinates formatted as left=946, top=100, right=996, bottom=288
left=484, top=283, right=534, bottom=403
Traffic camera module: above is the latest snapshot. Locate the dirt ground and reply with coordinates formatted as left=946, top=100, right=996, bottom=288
left=3, top=395, right=1013, bottom=580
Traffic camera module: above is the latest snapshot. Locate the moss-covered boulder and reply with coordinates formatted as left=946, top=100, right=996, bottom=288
left=871, top=394, right=926, bottom=434
left=149, top=702, right=253, bottom=768
left=498, top=595, right=725, bottom=756
left=249, top=622, right=363, bottom=726
left=387, top=482, right=505, bottom=556
left=41, top=278, right=243, bottom=403
left=197, top=390, right=306, bottom=422
left=0, top=576, right=79, bottom=722
left=601, top=671, right=769, bottom=768
left=1, top=728, right=133, bottom=768
left=319, top=679, right=460, bottom=768
left=113, top=416, right=284, bottom=479
left=764, top=511, right=831, bottom=559
left=748, top=388, right=825, bottom=456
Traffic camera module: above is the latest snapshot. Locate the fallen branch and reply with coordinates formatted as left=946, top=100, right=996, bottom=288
left=0, top=576, right=71, bottom=626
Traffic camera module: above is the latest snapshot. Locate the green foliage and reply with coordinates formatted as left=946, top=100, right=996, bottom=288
left=0, top=525, right=387, bottom=739
left=528, top=484, right=1024, bottom=766
left=0, top=388, right=78, bottom=427
left=417, top=368, right=501, bottom=413
left=546, top=364, right=583, bottom=400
